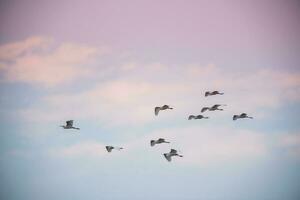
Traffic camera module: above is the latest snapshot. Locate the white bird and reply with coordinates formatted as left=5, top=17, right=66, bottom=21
left=233, top=113, right=253, bottom=120
left=150, top=138, right=170, bottom=146
left=154, top=105, right=173, bottom=116
left=105, top=146, right=123, bottom=153
left=60, top=120, right=80, bottom=130
left=205, top=91, right=224, bottom=97
left=163, top=149, right=183, bottom=162
left=188, top=115, right=209, bottom=120
left=201, top=104, right=226, bottom=112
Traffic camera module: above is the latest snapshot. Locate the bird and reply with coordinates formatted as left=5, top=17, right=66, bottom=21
left=150, top=138, right=170, bottom=146
left=188, top=115, right=209, bottom=120
left=105, top=146, right=123, bottom=153
left=205, top=91, right=224, bottom=97
left=201, top=104, right=226, bottom=112
left=154, top=105, right=173, bottom=116
left=233, top=113, right=253, bottom=120
left=163, top=149, right=183, bottom=162
left=60, top=120, right=80, bottom=130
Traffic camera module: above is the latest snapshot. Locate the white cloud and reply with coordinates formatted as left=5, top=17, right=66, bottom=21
left=0, top=36, right=108, bottom=87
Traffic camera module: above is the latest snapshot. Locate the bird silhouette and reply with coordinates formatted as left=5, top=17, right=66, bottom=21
left=60, top=120, right=80, bottom=130
left=188, top=115, right=209, bottom=120
left=150, top=138, right=170, bottom=146
left=163, top=149, right=183, bottom=162
left=201, top=104, right=226, bottom=112
left=233, top=113, right=253, bottom=120
left=154, top=105, right=173, bottom=116
left=105, top=146, right=123, bottom=153
left=205, top=91, right=224, bottom=97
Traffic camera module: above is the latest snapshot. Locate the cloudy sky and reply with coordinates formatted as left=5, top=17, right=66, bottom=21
left=0, top=0, right=300, bottom=199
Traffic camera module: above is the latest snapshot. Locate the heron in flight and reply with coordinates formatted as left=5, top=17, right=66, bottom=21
left=60, top=120, right=80, bottom=130
left=205, top=91, right=224, bottom=97
left=201, top=104, right=226, bottom=112
left=233, top=113, right=253, bottom=120
left=150, top=138, right=170, bottom=146
left=154, top=105, right=173, bottom=116
left=188, top=115, right=209, bottom=120
left=163, top=149, right=183, bottom=162
left=105, top=146, right=123, bottom=153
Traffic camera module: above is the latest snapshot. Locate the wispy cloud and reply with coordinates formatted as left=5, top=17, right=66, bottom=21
left=0, top=36, right=108, bottom=87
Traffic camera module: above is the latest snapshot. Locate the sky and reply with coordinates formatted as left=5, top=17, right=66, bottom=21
left=0, top=0, right=300, bottom=199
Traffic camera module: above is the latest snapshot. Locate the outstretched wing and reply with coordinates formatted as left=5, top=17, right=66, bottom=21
left=164, top=153, right=172, bottom=162
left=154, top=107, right=160, bottom=116
left=188, top=115, right=195, bottom=120
left=205, top=91, right=210, bottom=97
left=105, top=146, right=113, bottom=152
left=170, top=149, right=177, bottom=154
left=201, top=107, right=209, bottom=113
left=240, top=113, right=247, bottom=117
left=150, top=140, right=156, bottom=146
left=158, top=138, right=165, bottom=142
left=211, top=104, right=220, bottom=109
left=66, top=120, right=73, bottom=126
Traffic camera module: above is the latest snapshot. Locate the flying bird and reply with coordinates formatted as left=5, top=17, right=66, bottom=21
left=60, top=120, right=80, bottom=130
left=205, top=91, right=224, bottom=97
left=201, top=104, right=226, bottom=112
left=150, top=138, right=170, bottom=146
left=188, top=115, right=209, bottom=120
left=154, top=105, right=173, bottom=116
left=105, top=146, right=123, bottom=153
left=163, top=149, right=183, bottom=162
left=233, top=113, right=253, bottom=120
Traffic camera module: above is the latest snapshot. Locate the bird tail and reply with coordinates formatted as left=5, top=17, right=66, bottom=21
left=248, top=117, right=253, bottom=119
left=219, top=93, right=224, bottom=95
left=74, top=127, right=80, bottom=130
left=204, top=117, right=209, bottom=119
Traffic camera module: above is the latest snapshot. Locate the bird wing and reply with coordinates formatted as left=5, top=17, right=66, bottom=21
left=158, top=138, right=165, bottom=142
left=240, top=113, right=247, bottom=117
left=105, top=146, right=113, bottom=152
left=201, top=107, right=209, bottom=112
left=188, top=115, right=195, bottom=120
left=211, top=104, right=220, bottom=109
left=154, top=107, right=160, bottom=115
left=170, top=149, right=177, bottom=154
left=196, top=115, right=203, bottom=119
left=66, top=120, right=73, bottom=126
left=164, top=153, right=172, bottom=162
left=212, top=91, right=219, bottom=95
left=150, top=140, right=156, bottom=146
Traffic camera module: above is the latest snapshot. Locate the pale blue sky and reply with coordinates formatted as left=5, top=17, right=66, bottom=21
left=0, top=0, right=300, bottom=200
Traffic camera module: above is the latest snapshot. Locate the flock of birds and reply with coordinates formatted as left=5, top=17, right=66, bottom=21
left=60, top=90, right=253, bottom=162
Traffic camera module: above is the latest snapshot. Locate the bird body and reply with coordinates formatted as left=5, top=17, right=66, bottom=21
left=163, top=149, right=183, bottom=162
left=150, top=138, right=170, bottom=146
left=233, top=113, right=253, bottom=120
left=105, top=146, right=123, bottom=153
left=154, top=105, right=173, bottom=116
left=205, top=91, right=224, bottom=97
left=60, top=120, right=80, bottom=130
left=188, top=115, right=209, bottom=120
